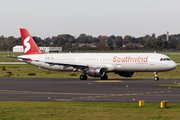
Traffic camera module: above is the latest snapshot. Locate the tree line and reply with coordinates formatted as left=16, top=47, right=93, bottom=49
left=1, top=33, right=180, bottom=51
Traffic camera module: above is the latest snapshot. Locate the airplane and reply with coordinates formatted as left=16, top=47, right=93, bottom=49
left=17, top=28, right=177, bottom=81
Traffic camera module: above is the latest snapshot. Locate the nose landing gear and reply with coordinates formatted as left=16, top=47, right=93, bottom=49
left=154, top=72, right=159, bottom=81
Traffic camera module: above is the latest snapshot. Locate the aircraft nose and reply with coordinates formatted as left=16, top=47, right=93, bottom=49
left=170, top=61, right=177, bottom=70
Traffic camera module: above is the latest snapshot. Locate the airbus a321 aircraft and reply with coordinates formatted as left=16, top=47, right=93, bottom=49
left=17, top=28, right=177, bottom=81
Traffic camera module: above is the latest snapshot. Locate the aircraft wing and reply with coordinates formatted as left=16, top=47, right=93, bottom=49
left=45, top=61, right=88, bottom=68
left=17, top=56, right=89, bottom=68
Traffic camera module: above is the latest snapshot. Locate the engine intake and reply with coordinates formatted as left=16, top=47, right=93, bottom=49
left=114, top=72, right=135, bottom=77
left=87, top=67, right=105, bottom=77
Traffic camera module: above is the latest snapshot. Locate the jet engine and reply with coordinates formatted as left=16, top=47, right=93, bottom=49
left=114, top=72, right=135, bottom=77
left=87, top=67, right=105, bottom=77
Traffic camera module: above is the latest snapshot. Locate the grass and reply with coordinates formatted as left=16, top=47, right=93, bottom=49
left=1, top=52, right=180, bottom=62
left=153, top=84, right=180, bottom=87
left=0, top=52, right=23, bottom=62
left=0, top=64, right=180, bottom=79
left=0, top=101, right=180, bottom=120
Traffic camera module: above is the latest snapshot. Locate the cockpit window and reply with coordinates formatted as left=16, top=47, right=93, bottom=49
left=160, top=58, right=171, bottom=61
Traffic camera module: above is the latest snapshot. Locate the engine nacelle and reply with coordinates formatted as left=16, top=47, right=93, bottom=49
left=114, top=72, right=135, bottom=77
left=87, top=67, right=105, bottom=77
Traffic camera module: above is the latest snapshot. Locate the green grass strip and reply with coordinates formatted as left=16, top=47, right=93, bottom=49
left=0, top=101, right=180, bottom=120
left=153, top=84, right=180, bottom=87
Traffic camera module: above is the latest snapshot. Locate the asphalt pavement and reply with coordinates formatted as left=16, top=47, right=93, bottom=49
left=0, top=78, right=180, bottom=103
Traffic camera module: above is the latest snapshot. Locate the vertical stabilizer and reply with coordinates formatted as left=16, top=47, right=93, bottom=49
left=20, top=28, right=44, bottom=55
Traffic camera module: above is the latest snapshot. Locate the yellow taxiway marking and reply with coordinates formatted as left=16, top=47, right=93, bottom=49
left=95, top=80, right=123, bottom=82
left=71, top=98, right=77, bottom=99
left=117, top=94, right=123, bottom=96
left=95, top=96, right=101, bottom=98
left=153, top=92, right=159, bottom=93
left=87, top=96, right=93, bottom=98
left=110, top=94, right=116, bottom=96
left=103, top=95, right=108, bottom=97
left=79, top=97, right=85, bottom=99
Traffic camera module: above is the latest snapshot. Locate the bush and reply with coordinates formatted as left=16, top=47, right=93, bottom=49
left=28, top=73, right=36, bottom=76
left=2, top=66, right=6, bottom=71
left=7, top=72, right=13, bottom=75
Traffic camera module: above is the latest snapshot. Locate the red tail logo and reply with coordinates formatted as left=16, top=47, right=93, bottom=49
left=20, top=28, right=44, bottom=55
left=24, top=36, right=31, bottom=53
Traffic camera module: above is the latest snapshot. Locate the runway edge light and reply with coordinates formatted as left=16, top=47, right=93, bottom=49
left=139, top=100, right=145, bottom=107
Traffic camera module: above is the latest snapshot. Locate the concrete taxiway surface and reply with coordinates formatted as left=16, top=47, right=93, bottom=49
left=0, top=78, right=180, bottom=103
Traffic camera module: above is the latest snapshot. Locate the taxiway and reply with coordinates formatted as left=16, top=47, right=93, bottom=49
left=0, top=78, right=180, bottom=103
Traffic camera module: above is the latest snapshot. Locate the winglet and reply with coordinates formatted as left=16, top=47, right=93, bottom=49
left=20, top=28, right=44, bottom=55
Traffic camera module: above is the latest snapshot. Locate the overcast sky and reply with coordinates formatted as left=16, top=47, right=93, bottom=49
left=0, top=0, right=180, bottom=38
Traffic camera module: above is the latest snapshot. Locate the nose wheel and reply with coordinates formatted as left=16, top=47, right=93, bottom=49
left=154, top=77, right=159, bottom=81
left=154, top=72, right=159, bottom=81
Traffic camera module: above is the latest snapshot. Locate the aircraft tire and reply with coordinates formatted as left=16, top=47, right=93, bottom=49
left=101, top=75, right=108, bottom=80
left=154, top=77, right=159, bottom=81
left=80, top=75, right=87, bottom=80
left=84, top=75, right=87, bottom=80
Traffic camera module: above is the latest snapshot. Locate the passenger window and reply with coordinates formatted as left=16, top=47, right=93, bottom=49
left=160, top=58, right=163, bottom=61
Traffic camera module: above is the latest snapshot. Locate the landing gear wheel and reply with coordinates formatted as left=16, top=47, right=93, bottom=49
left=80, top=75, right=88, bottom=80
left=154, top=72, right=159, bottom=81
left=84, top=75, right=87, bottom=80
left=154, top=77, right=159, bottom=81
left=101, top=75, right=108, bottom=80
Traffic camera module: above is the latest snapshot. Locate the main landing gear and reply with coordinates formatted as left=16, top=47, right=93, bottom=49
left=101, top=74, right=108, bottom=80
left=154, top=72, right=159, bottom=81
left=80, top=74, right=88, bottom=80
left=79, top=74, right=108, bottom=80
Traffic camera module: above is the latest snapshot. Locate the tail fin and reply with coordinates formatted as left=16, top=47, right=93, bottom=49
left=20, top=28, right=44, bottom=55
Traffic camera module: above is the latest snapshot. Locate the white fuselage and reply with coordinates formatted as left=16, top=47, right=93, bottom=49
left=18, top=53, right=177, bottom=72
